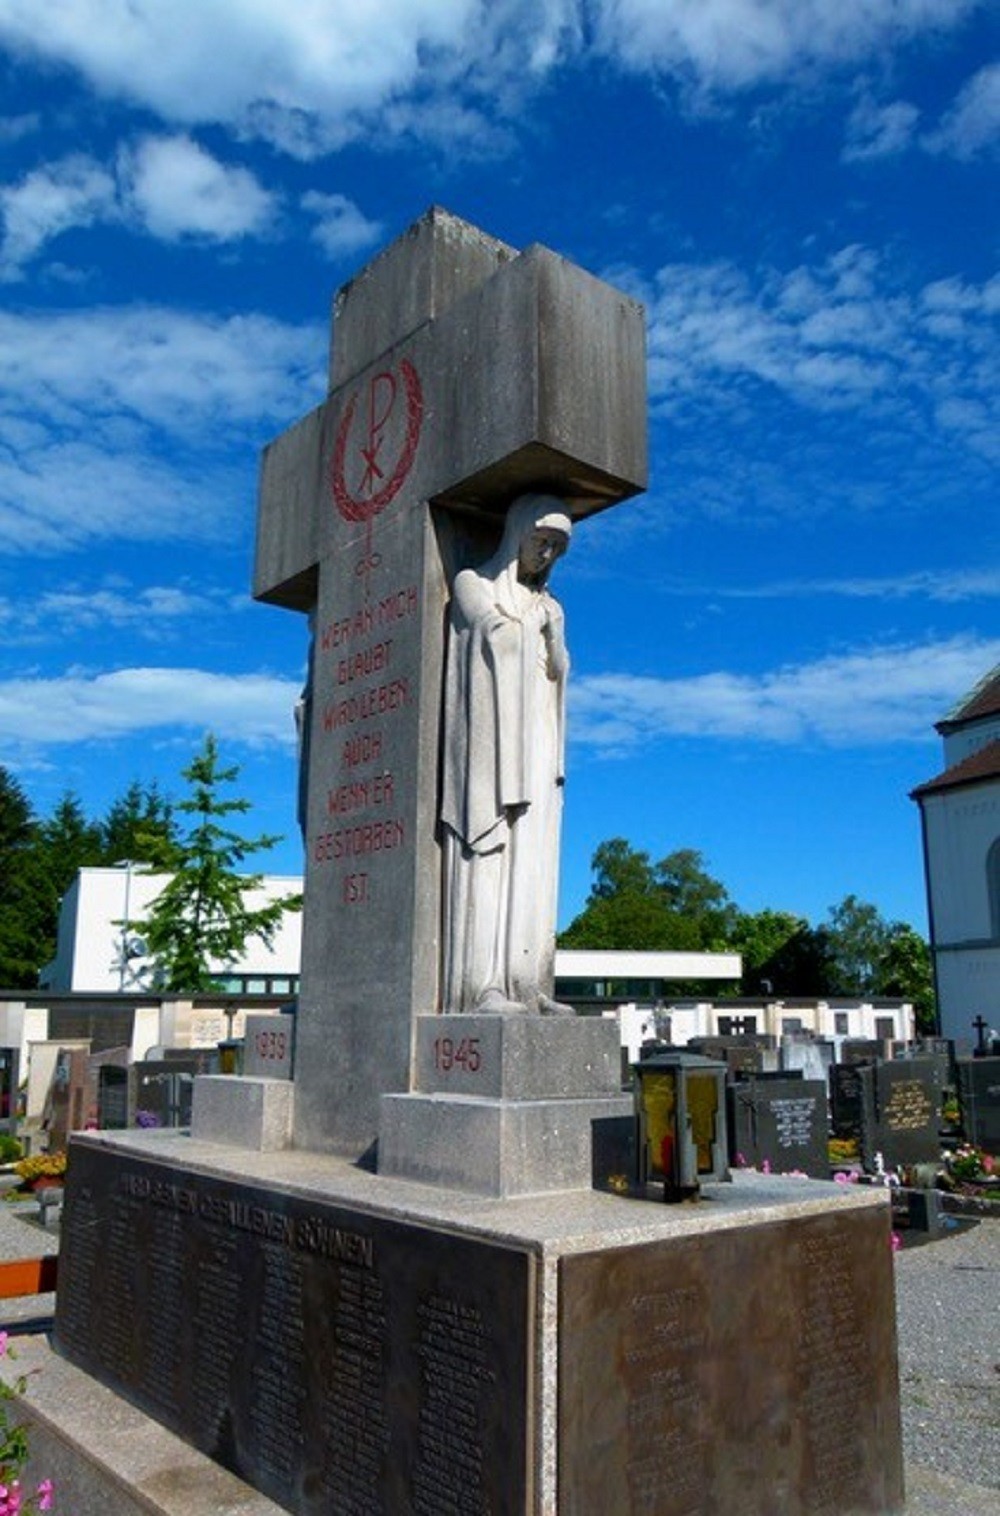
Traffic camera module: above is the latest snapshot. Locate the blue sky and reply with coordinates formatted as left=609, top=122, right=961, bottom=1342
left=1, top=1, right=997, bottom=937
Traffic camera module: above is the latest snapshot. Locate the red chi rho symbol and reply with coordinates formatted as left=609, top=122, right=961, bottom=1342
left=331, top=359, right=424, bottom=524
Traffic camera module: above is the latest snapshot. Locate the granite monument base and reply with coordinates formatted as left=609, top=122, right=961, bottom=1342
left=379, top=1014, right=631, bottom=1196
left=51, top=1131, right=904, bottom=1516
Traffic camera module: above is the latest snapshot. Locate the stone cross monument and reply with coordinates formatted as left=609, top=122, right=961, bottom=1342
left=49, top=210, right=905, bottom=1516
left=255, top=207, right=647, bottom=1157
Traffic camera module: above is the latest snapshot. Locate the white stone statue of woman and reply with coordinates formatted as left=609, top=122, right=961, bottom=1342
left=440, top=493, right=575, bottom=1015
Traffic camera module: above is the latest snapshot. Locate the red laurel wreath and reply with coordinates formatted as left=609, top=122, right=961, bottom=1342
left=331, top=358, right=424, bottom=524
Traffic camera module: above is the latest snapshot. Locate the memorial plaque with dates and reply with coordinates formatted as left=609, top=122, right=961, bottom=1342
left=55, top=1146, right=533, bottom=1515
left=558, top=1208, right=903, bottom=1515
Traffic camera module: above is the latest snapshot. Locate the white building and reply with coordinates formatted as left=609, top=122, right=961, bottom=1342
left=40, top=866, right=302, bottom=997
left=912, top=663, right=1000, bottom=1049
left=41, top=870, right=743, bottom=1001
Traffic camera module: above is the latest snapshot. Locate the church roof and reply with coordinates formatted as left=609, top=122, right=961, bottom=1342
left=911, top=737, right=1000, bottom=800
left=936, top=663, right=1000, bottom=733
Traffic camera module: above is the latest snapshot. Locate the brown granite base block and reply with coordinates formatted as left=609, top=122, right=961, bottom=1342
left=55, top=1143, right=534, bottom=1515
left=558, top=1206, right=904, bottom=1516
left=50, top=1133, right=905, bottom=1516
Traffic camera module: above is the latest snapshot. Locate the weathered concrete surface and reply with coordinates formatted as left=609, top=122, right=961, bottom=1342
left=253, top=209, right=647, bottom=1159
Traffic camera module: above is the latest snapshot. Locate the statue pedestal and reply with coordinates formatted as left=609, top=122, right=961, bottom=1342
left=379, top=1015, right=631, bottom=1196
left=49, top=1134, right=905, bottom=1515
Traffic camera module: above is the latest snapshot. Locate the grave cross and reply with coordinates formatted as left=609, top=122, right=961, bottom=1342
left=255, top=208, right=647, bottom=1156
left=972, top=1014, right=990, bottom=1054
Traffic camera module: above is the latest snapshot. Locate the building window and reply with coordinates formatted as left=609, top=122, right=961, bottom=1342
left=875, top=1016, right=895, bottom=1041
left=988, top=836, right=1000, bottom=940
left=781, top=1017, right=803, bottom=1034
left=718, top=1015, right=757, bottom=1036
left=835, top=1012, right=849, bottom=1035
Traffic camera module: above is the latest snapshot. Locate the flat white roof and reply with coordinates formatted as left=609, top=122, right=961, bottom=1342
left=555, top=950, right=741, bottom=981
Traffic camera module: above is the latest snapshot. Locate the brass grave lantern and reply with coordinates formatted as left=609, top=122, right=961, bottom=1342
left=634, top=1050, right=729, bottom=1201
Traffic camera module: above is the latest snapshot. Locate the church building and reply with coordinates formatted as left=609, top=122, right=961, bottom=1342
left=912, top=663, right=1000, bottom=1048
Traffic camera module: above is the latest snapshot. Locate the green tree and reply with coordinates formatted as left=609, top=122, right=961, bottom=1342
left=134, top=734, right=301, bottom=993
left=559, top=839, right=736, bottom=954
left=878, top=922, right=936, bottom=1034
left=732, top=908, right=812, bottom=992
left=0, top=769, right=53, bottom=988
left=38, top=792, right=104, bottom=901
left=588, top=837, right=658, bottom=900
left=824, top=894, right=892, bottom=995
left=653, top=848, right=739, bottom=948
left=99, top=780, right=176, bottom=865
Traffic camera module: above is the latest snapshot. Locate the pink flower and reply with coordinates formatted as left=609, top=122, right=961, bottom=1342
left=36, top=1480, right=53, bottom=1512
left=761, top=1159, right=771, bottom=1174
left=834, top=1170, right=857, bottom=1184
left=0, top=1479, right=22, bottom=1515
left=890, top=1232, right=903, bottom=1253
left=0, top=1332, right=8, bottom=1358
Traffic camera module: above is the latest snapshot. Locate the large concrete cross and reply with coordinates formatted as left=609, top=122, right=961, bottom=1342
left=255, top=208, right=647, bottom=1157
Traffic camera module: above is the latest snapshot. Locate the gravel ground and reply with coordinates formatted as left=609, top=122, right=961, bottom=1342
left=894, top=1213, right=1000, bottom=1513
left=0, top=1194, right=996, bottom=1512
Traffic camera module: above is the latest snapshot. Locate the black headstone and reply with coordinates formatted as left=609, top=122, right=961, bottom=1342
left=728, top=1078, right=829, bottom=1179
left=830, top=1062, right=872, bottom=1141
left=955, top=1057, right=1000, bottom=1154
left=860, top=1060, right=940, bottom=1171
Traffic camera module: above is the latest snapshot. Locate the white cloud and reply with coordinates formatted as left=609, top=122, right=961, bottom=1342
left=592, top=0, right=977, bottom=94
left=119, top=135, right=276, bottom=241
left=302, top=192, right=382, bottom=258
left=0, top=305, right=323, bottom=435
left=0, top=0, right=485, bottom=155
left=925, top=61, right=1000, bottom=159
left=0, top=581, right=239, bottom=642
left=0, top=305, right=324, bottom=552
left=705, top=567, right=1000, bottom=604
left=0, top=667, right=299, bottom=748
left=646, top=249, right=999, bottom=461
left=0, top=137, right=283, bottom=274
left=0, top=154, right=117, bottom=277
left=842, top=95, right=919, bottom=162
left=570, top=637, right=1000, bottom=753
left=0, top=1, right=979, bottom=152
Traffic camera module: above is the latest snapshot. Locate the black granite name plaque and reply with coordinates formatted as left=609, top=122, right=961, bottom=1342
left=558, top=1207, right=903, bottom=1515
left=55, top=1146, right=533, bottom=1514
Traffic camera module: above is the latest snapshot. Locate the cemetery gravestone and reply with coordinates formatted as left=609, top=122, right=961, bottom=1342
left=687, top=1036, right=778, bottom=1079
left=781, top=1036, right=834, bottom=1085
left=860, top=1059, right=941, bottom=1171
left=956, top=1056, right=1000, bottom=1153
left=830, top=1060, right=869, bottom=1141
left=0, top=1048, right=18, bottom=1129
left=728, top=1078, right=829, bottom=1179
left=840, top=1039, right=884, bottom=1064
left=43, top=1047, right=90, bottom=1149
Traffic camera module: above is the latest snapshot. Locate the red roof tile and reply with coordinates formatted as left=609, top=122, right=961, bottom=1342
left=911, top=737, right=1000, bottom=799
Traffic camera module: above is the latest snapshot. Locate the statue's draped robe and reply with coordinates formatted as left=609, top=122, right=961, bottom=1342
left=440, top=499, right=569, bottom=1012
